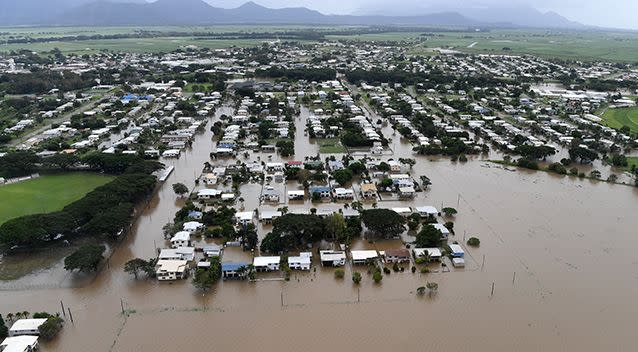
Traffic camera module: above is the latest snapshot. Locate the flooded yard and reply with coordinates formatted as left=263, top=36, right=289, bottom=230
left=2, top=100, right=638, bottom=351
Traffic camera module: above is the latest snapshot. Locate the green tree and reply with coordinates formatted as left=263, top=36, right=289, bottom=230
left=0, top=314, right=7, bottom=339
left=38, top=316, right=64, bottom=340
left=361, top=209, right=406, bottom=239
left=334, top=268, right=345, bottom=279
left=124, top=258, right=154, bottom=279
left=172, top=183, right=189, bottom=197
left=193, top=257, right=222, bottom=291
left=373, top=270, right=383, bottom=283
left=332, top=168, right=353, bottom=186
left=467, top=237, right=481, bottom=247
left=442, top=207, right=457, bottom=217
left=64, top=245, right=106, bottom=272
left=352, top=271, right=362, bottom=284
left=415, top=225, right=443, bottom=248
left=426, top=281, right=439, bottom=296
left=325, top=213, right=346, bottom=241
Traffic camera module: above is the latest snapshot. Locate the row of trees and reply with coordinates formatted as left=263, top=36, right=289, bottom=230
left=0, top=156, right=161, bottom=248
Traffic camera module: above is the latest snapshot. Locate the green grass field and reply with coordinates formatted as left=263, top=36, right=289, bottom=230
left=0, top=173, right=114, bottom=225
left=626, top=157, right=638, bottom=171
left=318, top=139, right=347, bottom=153
left=601, top=107, right=638, bottom=133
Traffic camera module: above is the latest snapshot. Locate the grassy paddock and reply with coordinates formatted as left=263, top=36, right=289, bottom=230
left=601, top=107, right=638, bottom=133
left=318, top=139, right=347, bottom=153
left=0, top=172, right=114, bottom=225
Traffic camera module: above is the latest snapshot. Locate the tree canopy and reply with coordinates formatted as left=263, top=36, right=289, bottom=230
left=64, top=245, right=106, bottom=272
left=361, top=209, right=406, bottom=239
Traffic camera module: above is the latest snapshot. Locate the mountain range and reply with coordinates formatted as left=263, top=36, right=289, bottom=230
left=0, top=0, right=585, bottom=29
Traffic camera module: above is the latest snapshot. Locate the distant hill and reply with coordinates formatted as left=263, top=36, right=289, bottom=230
left=0, top=0, right=584, bottom=29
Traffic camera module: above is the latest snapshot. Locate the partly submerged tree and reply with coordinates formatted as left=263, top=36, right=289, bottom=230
left=442, top=207, right=457, bottom=217
left=361, top=209, right=406, bottom=239
left=64, top=245, right=106, bottom=273
left=172, top=183, right=189, bottom=197
left=124, top=258, right=155, bottom=279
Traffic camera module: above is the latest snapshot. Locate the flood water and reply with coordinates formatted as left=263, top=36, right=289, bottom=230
left=2, top=99, right=638, bottom=351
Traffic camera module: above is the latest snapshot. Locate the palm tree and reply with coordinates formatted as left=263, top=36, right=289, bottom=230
left=21, top=311, right=29, bottom=319
left=6, top=313, right=14, bottom=322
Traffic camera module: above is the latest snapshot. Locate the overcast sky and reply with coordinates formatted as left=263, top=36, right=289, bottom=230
left=208, top=0, right=638, bottom=29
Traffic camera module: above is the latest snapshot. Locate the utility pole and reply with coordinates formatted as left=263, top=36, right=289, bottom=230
left=67, top=308, right=74, bottom=324
left=512, top=272, right=516, bottom=286
left=60, top=301, right=66, bottom=317
left=490, top=282, right=495, bottom=297
left=481, top=255, right=485, bottom=271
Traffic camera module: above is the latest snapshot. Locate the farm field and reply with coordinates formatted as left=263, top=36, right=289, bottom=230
left=601, top=107, right=638, bottom=133
left=0, top=173, right=114, bottom=225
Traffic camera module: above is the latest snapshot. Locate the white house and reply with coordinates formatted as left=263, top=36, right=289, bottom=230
left=288, top=252, right=312, bottom=270
left=333, top=188, right=354, bottom=200
left=170, top=231, right=191, bottom=248
left=203, top=244, right=222, bottom=258
left=287, top=190, right=305, bottom=201
left=159, top=247, right=195, bottom=262
left=384, top=248, right=410, bottom=263
left=8, top=319, right=47, bottom=337
left=183, top=221, right=204, bottom=234
left=412, top=248, right=442, bottom=261
left=351, top=250, right=379, bottom=265
left=1, top=335, right=39, bottom=352
left=259, top=211, right=282, bottom=223
left=398, top=186, right=416, bottom=198
left=449, top=244, right=465, bottom=258
left=234, top=211, right=254, bottom=226
left=433, top=223, right=451, bottom=239
left=198, top=189, right=222, bottom=200
left=319, top=251, right=346, bottom=267
left=155, top=260, right=188, bottom=281
left=415, top=206, right=438, bottom=218
left=392, top=207, right=412, bottom=217
left=452, top=257, right=465, bottom=268
left=253, top=256, right=281, bottom=272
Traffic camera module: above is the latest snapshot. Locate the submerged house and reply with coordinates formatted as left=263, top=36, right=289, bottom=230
left=351, top=250, right=379, bottom=265
left=222, top=262, right=249, bottom=279
left=253, top=256, right=281, bottom=272
left=384, top=249, right=410, bottom=263
left=288, top=252, right=312, bottom=270
left=8, top=319, right=47, bottom=337
left=1, top=336, right=39, bottom=352
left=319, top=251, right=346, bottom=267
left=155, top=260, right=188, bottom=281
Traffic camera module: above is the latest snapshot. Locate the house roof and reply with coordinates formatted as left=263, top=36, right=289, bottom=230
left=413, top=248, right=442, bottom=258
left=222, top=262, right=249, bottom=271
left=361, top=183, right=377, bottom=192
left=433, top=223, right=450, bottom=234
left=156, top=260, right=188, bottom=272
left=384, top=249, right=410, bottom=257
left=351, top=250, right=379, bottom=261
left=319, top=251, right=346, bottom=261
left=171, top=231, right=190, bottom=242
left=253, top=256, right=281, bottom=266
left=9, top=319, right=47, bottom=332
left=1, top=336, right=39, bottom=352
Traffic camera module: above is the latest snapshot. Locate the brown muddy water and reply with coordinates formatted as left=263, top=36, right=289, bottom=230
left=2, top=102, right=638, bottom=351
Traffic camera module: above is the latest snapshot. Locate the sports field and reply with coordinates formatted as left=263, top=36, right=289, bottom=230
left=0, top=173, right=114, bottom=225
left=601, top=107, right=638, bottom=133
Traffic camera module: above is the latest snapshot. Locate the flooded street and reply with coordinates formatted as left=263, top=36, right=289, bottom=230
left=3, top=100, right=638, bottom=351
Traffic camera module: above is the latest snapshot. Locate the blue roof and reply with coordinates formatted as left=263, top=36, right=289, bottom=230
left=222, top=262, right=248, bottom=271
left=188, top=210, right=203, bottom=218
left=310, top=186, right=331, bottom=193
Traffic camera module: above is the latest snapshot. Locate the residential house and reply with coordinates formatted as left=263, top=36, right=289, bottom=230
left=288, top=253, right=312, bottom=270
left=155, top=260, right=188, bottom=281
left=360, top=183, right=378, bottom=199
left=158, top=247, right=195, bottom=262
left=449, top=244, right=465, bottom=258
left=234, top=211, right=254, bottom=226
left=262, top=187, right=280, bottom=202
left=198, top=189, right=222, bottom=200
left=253, top=256, right=281, bottom=272
left=433, top=223, right=451, bottom=239
left=351, top=250, right=379, bottom=265
left=319, top=251, right=346, bottom=267
left=333, top=187, right=354, bottom=200
left=1, top=336, right=39, bottom=352
left=183, top=221, right=204, bottom=234
left=8, top=319, right=47, bottom=337
left=259, top=211, right=282, bottom=223
left=398, top=186, right=416, bottom=198
left=203, top=244, right=222, bottom=258
left=222, top=262, right=249, bottom=279
left=287, top=190, right=305, bottom=201
left=384, top=249, right=410, bottom=263
left=415, top=206, right=438, bottom=219
left=412, top=248, right=442, bottom=261
left=170, top=231, right=191, bottom=248
left=310, top=186, right=331, bottom=199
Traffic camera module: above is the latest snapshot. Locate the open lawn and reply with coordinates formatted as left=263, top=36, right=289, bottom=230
left=0, top=173, right=114, bottom=225
left=626, top=157, right=638, bottom=172
left=601, top=107, right=638, bottom=133
left=318, top=139, right=347, bottom=153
